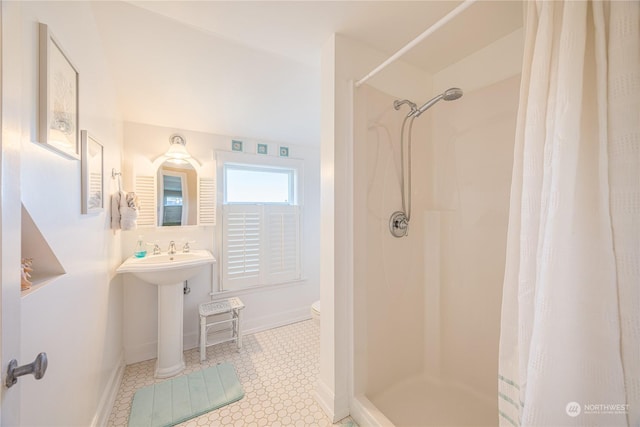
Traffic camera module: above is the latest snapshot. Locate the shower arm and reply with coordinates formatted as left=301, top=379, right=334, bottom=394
left=394, top=100, right=417, bottom=117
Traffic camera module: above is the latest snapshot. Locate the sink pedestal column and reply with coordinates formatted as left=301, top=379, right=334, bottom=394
left=155, top=282, right=185, bottom=378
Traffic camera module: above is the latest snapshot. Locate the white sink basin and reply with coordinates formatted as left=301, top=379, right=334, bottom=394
left=117, top=250, right=215, bottom=286
left=117, top=249, right=215, bottom=378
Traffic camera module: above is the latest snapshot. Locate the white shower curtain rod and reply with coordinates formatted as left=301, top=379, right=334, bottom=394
left=355, top=0, right=478, bottom=87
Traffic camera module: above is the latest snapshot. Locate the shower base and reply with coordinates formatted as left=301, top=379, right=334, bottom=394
left=360, top=376, right=497, bottom=426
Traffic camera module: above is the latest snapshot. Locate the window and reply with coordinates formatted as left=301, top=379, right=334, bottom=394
left=225, top=165, right=293, bottom=204
left=219, top=155, right=303, bottom=291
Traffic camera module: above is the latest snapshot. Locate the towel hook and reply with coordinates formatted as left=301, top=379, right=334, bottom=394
left=112, top=168, right=123, bottom=192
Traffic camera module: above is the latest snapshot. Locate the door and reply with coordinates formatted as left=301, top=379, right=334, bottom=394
left=1, top=1, right=23, bottom=424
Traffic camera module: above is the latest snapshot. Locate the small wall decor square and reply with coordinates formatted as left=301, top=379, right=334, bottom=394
left=231, top=140, right=243, bottom=152
left=257, top=143, right=268, bottom=155
left=39, top=23, right=80, bottom=160
left=279, top=146, right=289, bottom=157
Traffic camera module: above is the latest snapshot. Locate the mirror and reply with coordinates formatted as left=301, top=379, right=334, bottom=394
left=157, top=160, right=197, bottom=226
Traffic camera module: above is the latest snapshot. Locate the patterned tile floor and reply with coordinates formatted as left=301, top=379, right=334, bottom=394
left=107, top=320, right=356, bottom=427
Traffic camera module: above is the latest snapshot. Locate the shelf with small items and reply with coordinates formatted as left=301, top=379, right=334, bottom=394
left=21, top=204, right=66, bottom=297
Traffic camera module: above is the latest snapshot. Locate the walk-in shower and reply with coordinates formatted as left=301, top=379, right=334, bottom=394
left=354, top=76, right=520, bottom=427
left=389, top=88, right=463, bottom=238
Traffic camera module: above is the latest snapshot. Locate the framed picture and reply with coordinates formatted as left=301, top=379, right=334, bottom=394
left=257, top=143, right=268, bottom=155
left=81, top=131, right=104, bottom=214
left=279, top=146, right=289, bottom=157
left=39, top=23, right=80, bottom=160
left=231, top=140, right=243, bottom=152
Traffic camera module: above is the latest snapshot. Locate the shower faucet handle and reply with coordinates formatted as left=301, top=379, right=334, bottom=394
left=395, top=217, right=409, bottom=231
left=389, top=211, right=409, bottom=238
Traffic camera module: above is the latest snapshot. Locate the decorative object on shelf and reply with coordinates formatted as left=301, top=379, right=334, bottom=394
left=257, top=143, right=268, bottom=155
left=38, top=23, right=80, bottom=160
left=231, top=140, right=243, bottom=152
left=165, top=134, right=191, bottom=161
left=279, top=146, right=289, bottom=157
left=21, top=258, right=34, bottom=291
left=80, top=130, right=104, bottom=214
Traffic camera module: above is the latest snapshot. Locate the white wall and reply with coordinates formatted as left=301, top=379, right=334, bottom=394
left=427, top=28, right=523, bottom=401
left=319, top=33, right=434, bottom=421
left=433, top=28, right=523, bottom=94
left=121, top=122, right=320, bottom=364
left=354, top=84, right=430, bottom=397
left=12, top=2, right=124, bottom=426
left=430, top=75, right=519, bottom=399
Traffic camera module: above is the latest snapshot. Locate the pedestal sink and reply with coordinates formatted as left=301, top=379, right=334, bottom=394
left=117, top=250, right=215, bottom=378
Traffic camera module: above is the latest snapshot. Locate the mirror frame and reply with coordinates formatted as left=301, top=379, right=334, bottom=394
left=152, top=156, right=201, bottom=227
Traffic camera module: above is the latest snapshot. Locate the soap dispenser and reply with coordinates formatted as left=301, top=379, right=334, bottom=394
left=134, top=236, right=147, bottom=258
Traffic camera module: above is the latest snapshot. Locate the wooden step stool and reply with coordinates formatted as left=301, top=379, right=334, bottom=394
left=198, top=297, right=245, bottom=362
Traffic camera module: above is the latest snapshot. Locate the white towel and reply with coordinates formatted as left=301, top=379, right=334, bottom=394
left=111, top=190, right=140, bottom=230
left=121, top=206, right=138, bottom=230
left=111, top=191, right=124, bottom=229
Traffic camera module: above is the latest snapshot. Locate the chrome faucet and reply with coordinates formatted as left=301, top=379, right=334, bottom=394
left=168, top=241, right=177, bottom=255
left=149, top=243, right=161, bottom=255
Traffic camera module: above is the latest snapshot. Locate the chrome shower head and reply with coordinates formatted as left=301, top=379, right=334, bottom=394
left=413, top=87, right=463, bottom=117
left=442, top=87, right=463, bottom=101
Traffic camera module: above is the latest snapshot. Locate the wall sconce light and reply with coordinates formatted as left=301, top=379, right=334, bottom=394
left=165, top=134, right=191, bottom=160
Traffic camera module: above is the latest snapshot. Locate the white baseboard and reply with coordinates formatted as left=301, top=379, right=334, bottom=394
left=184, top=306, right=311, bottom=350
left=350, top=394, right=395, bottom=427
left=124, top=341, right=157, bottom=365
left=243, top=306, right=311, bottom=336
left=91, top=354, right=125, bottom=427
left=315, top=379, right=350, bottom=423
left=126, top=306, right=312, bottom=363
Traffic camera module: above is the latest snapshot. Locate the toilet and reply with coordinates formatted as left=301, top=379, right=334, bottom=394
left=311, top=300, right=320, bottom=326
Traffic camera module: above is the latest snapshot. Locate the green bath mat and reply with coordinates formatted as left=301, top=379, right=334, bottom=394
left=128, top=363, right=244, bottom=427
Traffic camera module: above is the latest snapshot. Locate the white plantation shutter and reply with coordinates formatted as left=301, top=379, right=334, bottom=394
left=266, top=205, right=300, bottom=282
left=221, top=204, right=301, bottom=290
left=198, top=177, right=216, bottom=225
left=222, top=205, right=261, bottom=288
left=135, top=175, right=156, bottom=227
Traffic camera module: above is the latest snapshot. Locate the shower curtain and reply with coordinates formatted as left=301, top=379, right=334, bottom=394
left=498, top=1, right=639, bottom=426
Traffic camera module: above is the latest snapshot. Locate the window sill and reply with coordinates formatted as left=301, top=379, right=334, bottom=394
left=211, top=278, right=307, bottom=298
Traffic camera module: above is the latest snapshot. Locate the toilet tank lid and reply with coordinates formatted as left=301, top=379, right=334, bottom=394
left=311, top=301, right=321, bottom=313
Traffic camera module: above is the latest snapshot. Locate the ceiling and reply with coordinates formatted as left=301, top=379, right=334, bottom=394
left=91, top=1, right=523, bottom=146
